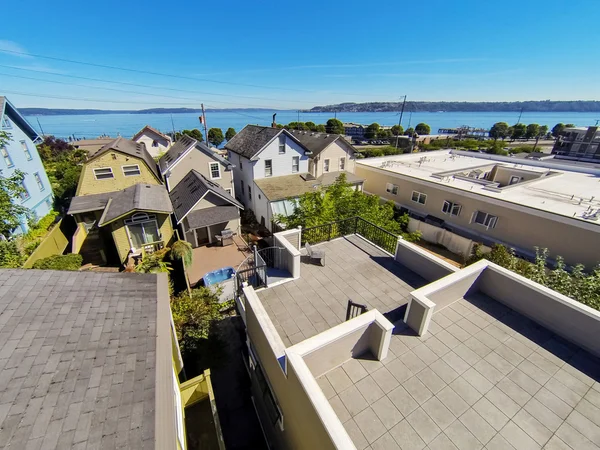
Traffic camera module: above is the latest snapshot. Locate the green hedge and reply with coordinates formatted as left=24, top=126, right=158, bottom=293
left=32, top=254, right=83, bottom=271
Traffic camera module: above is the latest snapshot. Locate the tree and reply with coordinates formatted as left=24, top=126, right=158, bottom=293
left=511, top=123, right=527, bottom=140
left=404, top=127, right=415, bottom=136
left=304, top=121, right=317, bottom=131
left=207, top=128, right=224, bottom=147
left=391, top=125, right=404, bottom=136
left=489, top=122, right=510, bottom=141
left=365, top=123, right=380, bottom=139
left=225, top=127, right=236, bottom=141
left=565, top=123, right=575, bottom=128
left=286, top=122, right=307, bottom=131
left=539, top=125, right=549, bottom=137
left=525, top=123, right=540, bottom=140
left=326, top=118, right=345, bottom=134
left=415, top=123, right=431, bottom=135
left=0, top=132, right=31, bottom=237
left=551, top=123, right=565, bottom=138
left=378, top=129, right=393, bottom=139
left=176, top=129, right=204, bottom=142
left=316, top=124, right=326, bottom=132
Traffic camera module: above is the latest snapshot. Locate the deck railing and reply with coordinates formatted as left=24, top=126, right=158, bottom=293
left=301, top=216, right=399, bottom=255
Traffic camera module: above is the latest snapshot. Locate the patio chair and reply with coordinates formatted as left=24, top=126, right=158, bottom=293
left=305, top=242, right=325, bottom=266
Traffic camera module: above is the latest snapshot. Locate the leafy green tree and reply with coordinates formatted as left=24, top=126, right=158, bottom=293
left=489, top=122, right=510, bottom=141
left=539, top=125, right=549, bottom=137
left=207, top=128, right=224, bottom=147
left=365, top=123, right=381, bottom=139
left=391, top=125, right=404, bottom=136
left=525, top=123, right=540, bottom=140
left=0, top=132, right=31, bottom=236
left=415, top=123, right=431, bottom=135
left=0, top=240, right=24, bottom=268
left=316, top=124, right=326, bottom=132
left=404, top=127, right=415, bottom=136
left=176, top=129, right=204, bottom=142
left=304, top=121, right=317, bottom=131
left=511, top=123, right=527, bottom=140
left=326, top=118, right=345, bottom=134
left=286, top=122, right=307, bottom=131
left=565, top=123, right=575, bottom=128
left=378, top=129, right=393, bottom=139
left=32, top=254, right=83, bottom=270
left=225, top=127, right=236, bottom=141
left=551, top=123, right=565, bottom=138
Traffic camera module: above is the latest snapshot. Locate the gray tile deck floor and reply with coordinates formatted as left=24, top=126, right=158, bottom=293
left=257, top=235, right=427, bottom=347
left=318, top=292, right=600, bottom=450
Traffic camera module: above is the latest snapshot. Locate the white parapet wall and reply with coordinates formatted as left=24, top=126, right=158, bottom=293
left=395, top=236, right=459, bottom=282
left=273, top=228, right=302, bottom=279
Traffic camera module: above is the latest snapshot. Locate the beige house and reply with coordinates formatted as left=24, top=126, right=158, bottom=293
left=132, top=125, right=173, bottom=158
left=159, top=135, right=235, bottom=193
left=356, top=149, right=600, bottom=268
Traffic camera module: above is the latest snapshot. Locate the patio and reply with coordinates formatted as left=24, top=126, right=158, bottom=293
left=186, top=235, right=251, bottom=287
left=257, top=235, right=427, bottom=347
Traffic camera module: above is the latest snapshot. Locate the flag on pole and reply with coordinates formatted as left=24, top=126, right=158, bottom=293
left=199, top=115, right=205, bottom=125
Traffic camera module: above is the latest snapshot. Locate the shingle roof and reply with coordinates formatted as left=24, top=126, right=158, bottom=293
left=287, top=129, right=343, bottom=156
left=0, top=96, right=40, bottom=142
left=169, top=170, right=243, bottom=223
left=157, top=135, right=197, bottom=173
left=186, top=205, right=240, bottom=229
left=92, top=137, right=160, bottom=180
left=98, top=183, right=173, bottom=225
left=0, top=269, right=172, bottom=449
left=132, top=125, right=172, bottom=142
left=224, top=125, right=284, bottom=159
left=67, top=191, right=114, bottom=214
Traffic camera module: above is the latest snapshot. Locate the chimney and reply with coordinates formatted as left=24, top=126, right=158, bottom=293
left=272, top=113, right=277, bottom=128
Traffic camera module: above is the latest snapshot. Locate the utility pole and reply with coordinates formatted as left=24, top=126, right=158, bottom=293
left=200, top=103, right=208, bottom=143
left=516, top=107, right=524, bottom=125
left=395, top=95, right=407, bottom=148
left=297, top=110, right=300, bottom=130
left=170, top=114, right=176, bottom=140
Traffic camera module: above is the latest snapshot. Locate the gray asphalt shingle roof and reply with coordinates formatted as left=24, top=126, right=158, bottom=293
left=98, top=184, right=173, bottom=225
left=169, top=170, right=242, bottom=223
left=158, top=135, right=197, bottom=174
left=92, top=137, right=160, bottom=180
left=67, top=192, right=114, bottom=214
left=224, top=125, right=284, bottom=159
left=0, top=270, right=165, bottom=449
left=186, top=205, right=240, bottom=229
left=287, top=129, right=345, bottom=156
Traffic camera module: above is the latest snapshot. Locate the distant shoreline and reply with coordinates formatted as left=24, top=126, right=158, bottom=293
left=20, top=107, right=284, bottom=116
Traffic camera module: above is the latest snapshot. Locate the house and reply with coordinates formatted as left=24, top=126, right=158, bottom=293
left=235, top=220, right=600, bottom=450
left=355, top=149, right=600, bottom=268
left=169, top=169, right=244, bottom=247
left=72, top=137, right=116, bottom=156
left=158, top=134, right=234, bottom=194
left=343, top=122, right=366, bottom=138
left=0, top=269, right=224, bottom=449
left=68, top=137, right=174, bottom=266
left=0, top=96, right=54, bottom=234
left=552, top=125, right=600, bottom=161
left=225, top=125, right=363, bottom=230
left=132, top=125, right=173, bottom=158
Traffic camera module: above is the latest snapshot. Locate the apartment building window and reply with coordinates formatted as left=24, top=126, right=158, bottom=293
left=20, top=181, right=30, bottom=201
left=265, top=159, right=273, bottom=177
left=248, top=186, right=252, bottom=200
left=278, top=137, right=286, bottom=154
left=386, top=183, right=398, bottom=195
left=21, top=141, right=32, bottom=160
left=411, top=191, right=427, bottom=205
left=34, top=173, right=44, bottom=191
left=1, top=146, right=13, bottom=168
left=209, top=162, right=221, bottom=180
left=122, top=164, right=141, bottom=176
left=93, top=167, right=114, bottom=179
left=340, top=157, right=345, bottom=171
left=324, top=159, right=330, bottom=173
left=442, top=200, right=461, bottom=216
left=292, top=156, right=299, bottom=173
left=471, top=211, right=498, bottom=229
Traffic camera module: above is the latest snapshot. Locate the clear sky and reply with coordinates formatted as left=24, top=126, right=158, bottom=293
left=1, top=0, right=599, bottom=110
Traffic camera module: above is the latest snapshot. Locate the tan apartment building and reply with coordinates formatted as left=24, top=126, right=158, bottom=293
left=355, top=150, right=600, bottom=268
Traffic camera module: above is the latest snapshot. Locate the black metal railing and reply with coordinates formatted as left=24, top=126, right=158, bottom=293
left=301, top=216, right=398, bottom=254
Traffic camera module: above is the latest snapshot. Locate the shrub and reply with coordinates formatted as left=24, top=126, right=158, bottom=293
left=0, top=240, right=24, bottom=268
left=32, top=254, right=83, bottom=271
left=170, top=240, right=193, bottom=267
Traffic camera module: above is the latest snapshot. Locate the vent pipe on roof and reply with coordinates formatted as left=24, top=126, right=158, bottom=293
left=272, top=114, right=277, bottom=128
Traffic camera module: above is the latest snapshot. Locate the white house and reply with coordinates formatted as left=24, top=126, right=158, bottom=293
left=225, top=125, right=363, bottom=230
left=132, top=125, right=173, bottom=158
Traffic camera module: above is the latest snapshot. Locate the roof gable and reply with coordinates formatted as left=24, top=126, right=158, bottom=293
left=97, top=183, right=173, bottom=225
left=89, top=137, right=160, bottom=180
left=132, top=125, right=171, bottom=142
left=0, top=96, right=40, bottom=142
left=287, top=130, right=355, bottom=157
left=159, top=138, right=231, bottom=175
left=224, top=125, right=287, bottom=159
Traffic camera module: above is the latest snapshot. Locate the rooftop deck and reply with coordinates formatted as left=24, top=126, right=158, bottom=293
left=257, top=235, right=427, bottom=347
left=316, top=292, right=600, bottom=450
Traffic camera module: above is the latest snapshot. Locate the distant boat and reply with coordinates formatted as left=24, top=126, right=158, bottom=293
left=437, top=111, right=445, bottom=113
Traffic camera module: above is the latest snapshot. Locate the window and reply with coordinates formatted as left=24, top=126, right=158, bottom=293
left=386, top=183, right=398, bottom=195
left=278, top=137, right=286, bottom=154
left=324, top=159, right=330, bottom=173
left=152, top=140, right=159, bottom=147
left=240, top=180, right=244, bottom=196
left=265, top=159, right=273, bottom=177
left=45, top=198, right=53, bottom=209
left=471, top=211, right=498, bottom=229
left=442, top=200, right=461, bottom=216
left=209, top=162, right=221, bottom=179
left=21, top=141, right=32, bottom=160
left=20, top=181, right=30, bottom=201
left=125, top=213, right=161, bottom=248
left=292, top=156, right=299, bottom=173
left=509, top=176, right=521, bottom=185
left=340, top=157, right=345, bottom=171
left=122, top=164, right=141, bottom=176
left=93, top=167, right=114, bottom=179
left=34, top=172, right=44, bottom=191
left=1, top=117, right=11, bottom=128
left=248, top=186, right=252, bottom=200
left=240, top=158, right=243, bottom=170
left=1, top=146, right=13, bottom=168
left=225, top=188, right=232, bottom=195
left=411, top=191, right=427, bottom=205
left=254, top=362, right=283, bottom=430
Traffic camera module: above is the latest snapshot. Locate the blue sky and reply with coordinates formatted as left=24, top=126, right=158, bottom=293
left=1, top=0, right=599, bottom=110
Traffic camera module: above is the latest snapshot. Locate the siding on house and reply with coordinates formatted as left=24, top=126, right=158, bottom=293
left=312, top=140, right=356, bottom=178
left=253, top=135, right=309, bottom=180
left=110, top=213, right=174, bottom=262
left=133, top=131, right=172, bottom=158
left=166, top=147, right=234, bottom=193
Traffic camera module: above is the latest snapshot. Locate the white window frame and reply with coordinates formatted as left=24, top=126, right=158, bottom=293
left=340, top=157, right=345, bottom=171
left=509, top=175, right=521, bottom=185
left=386, top=183, right=398, bottom=195
left=442, top=200, right=461, bottom=216
left=34, top=172, right=44, bottom=191
left=124, top=213, right=162, bottom=249
left=292, top=156, right=299, bottom=173
left=278, top=137, right=286, bottom=154
left=471, top=211, right=498, bottom=229
left=1, top=146, right=13, bottom=168
left=122, top=164, right=141, bottom=177
left=265, top=159, right=273, bottom=177
left=21, top=141, right=32, bottom=160
left=1, top=117, right=11, bottom=129
left=93, top=167, right=114, bottom=180
left=209, top=162, right=221, bottom=180
left=324, top=159, right=330, bottom=173
left=411, top=191, right=427, bottom=205
left=20, top=181, right=30, bottom=201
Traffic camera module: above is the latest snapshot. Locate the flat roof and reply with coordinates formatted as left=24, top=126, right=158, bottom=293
left=255, top=174, right=321, bottom=201
left=357, top=150, right=600, bottom=225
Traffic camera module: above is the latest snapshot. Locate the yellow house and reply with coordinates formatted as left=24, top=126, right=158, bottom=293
left=68, top=137, right=175, bottom=265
